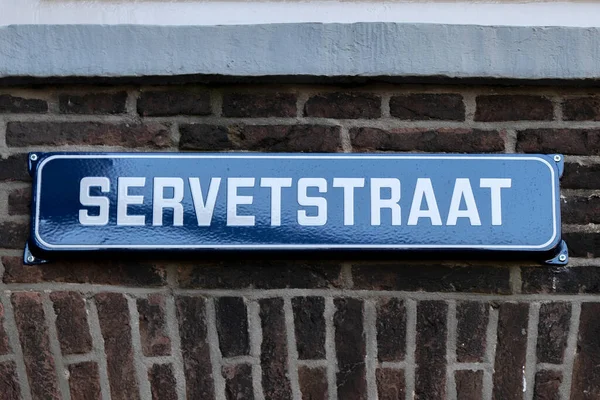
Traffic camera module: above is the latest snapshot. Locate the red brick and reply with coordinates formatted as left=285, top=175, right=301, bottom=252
left=571, top=302, right=600, bottom=400
left=12, top=292, right=60, bottom=400
left=562, top=163, right=600, bottom=189
left=0, top=301, right=11, bottom=355
left=536, top=302, right=571, bottom=364
left=216, top=297, right=250, bottom=358
left=175, top=296, right=214, bottom=399
left=0, top=154, right=30, bottom=182
left=562, top=195, right=600, bottom=224
left=475, top=95, right=553, bottom=121
left=517, top=129, right=600, bottom=155
left=376, top=368, right=405, bottom=400
left=0, top=362, right=21, bottom=400
left=0, top=94, right=47, bottom=113
left=59, top=92, right=127, bottom=114
left=534, top=370, right=561, bottom=400
left=2, top=256, right=167, bottom=286
left=456, top=302, right=488, bottom=362
left=455, top=370, right=483, bottom=400
left=222, top=364, right=254, bottom=400
left=222, top=92, right=297, bottom=117
left=390, top=94, right=464, bottom=121
left=7, top=187, right=30, bottom=216
left=298, top=366, right=328, bottom=400
left=6, top=122, right=172, bottom=148
left=350, top=128, right=504, bottom=153
left=68, top=362, right=101, bottom=400
left=492, top=303, right=529, bottom=399
left=149, top=364, right=177, bottom=400
left=95, top=293, right=140, bottom=400
left=304, top=93, right=380, bottom=119
left=292, top=296, right=326, bottom=360
left=137, top=90, right=211, bottom=116
left=50, top=292, right=92, bottom=355
left=260, top=298, right=292, bottom=400
left=563, top=97, right=600, bottom=121
left=334, top=298, right=366, bottom=400
left=376, top=298, right=406, bottom=362
left=415, top=301, right=447, bottom=400
left=137, top=294, right=171, bottom=357
left=0, top=221, right=28, bottom=249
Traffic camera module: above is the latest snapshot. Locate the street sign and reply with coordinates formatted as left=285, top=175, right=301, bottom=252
left=25, top=152, right=566, bottom=264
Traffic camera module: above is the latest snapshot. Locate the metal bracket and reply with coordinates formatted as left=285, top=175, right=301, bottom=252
left=27, top=152, right=40, bottom=177
left=553, top=154, right=565, bottom=178
left=545, top=240, right=569, bottom=265
left=23, top=242, right=49, bottom=265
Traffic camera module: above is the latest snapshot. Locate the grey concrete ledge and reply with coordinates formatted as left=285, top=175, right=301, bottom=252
left=1, top=23, right=600, bottom=81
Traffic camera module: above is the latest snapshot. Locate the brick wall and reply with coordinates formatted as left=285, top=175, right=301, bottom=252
left=0, top=84, right=599, bottom=399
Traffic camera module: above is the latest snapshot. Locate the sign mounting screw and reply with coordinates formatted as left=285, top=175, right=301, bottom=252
left=30, top=154, right=38, bottom=161
left=553, top=155, right=561, bottom=162
left=558, top=254, right=567, bottom=262
left=26, top=255, right=35, bottom=263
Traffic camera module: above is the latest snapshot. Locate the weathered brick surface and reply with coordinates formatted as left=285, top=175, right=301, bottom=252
left=137, top=294, right=171, bottom=356
left=50, top=291, right=92, bottom=354
left=350, top=128, right=504, bottom=153
left=390, top=93, right=465, bottom=121
left=571, top=302, right=600, bottom=400
left=562, top=195, right=600, bottom=224
left=175, top=296, right=214, bottom=399
left=563, top=97, right=600, bottom=121
left=376, top=298, right=406, bottom=362
left=298, top=366, right=328, bottom=400
left=12, top=292, right=60, bottom=400
left=68, top=362, right=101, bottom=400
left=521, top=266, right=600, bottom=294
left=415, top=301, right=447, bottom=400
left=536, top=302, right=571, bottom=364
left=0, top=154, right=30, bottom=182
left=0, top=362, right=21, bottom=400
left=0, top=221, right=28, bottom=249
left=95, top=293, right=140, bottom=400
left=455, top=370, right=483, bottom=400
left=59, top=92, right=127, bottom=114
left=517, top=129, right=600, bottom=155
left=304, top=93, right=380, bottom=119
left=492, top=303, right=529, bottom=400
left=292, top=296, right=326, bottom=360
left=222, top=92, right=297, bottom=117
left=376, top=368, right=405, bottom=400
left=222, top=364, right=254, bottom=400
left=7, top=187, right=30, bottom=215
left=7, top=122, right=172, bottom=148
left=215, top=297, right=250, bottom=358
left=0, top=94, right=47, bottom=113
left=149, top=364, right=178, bottom=400
left=534, top=370, right=562, bottom=400
left=0, top=301, right=11, bottom=355
left=562, top=163, right=600, bottom=189
left=137, top=90, right=211, bottom=116
left=475, top=95, right=553, bottom=121
left=456, top=301, right=488, bottom=362
left=260, top=298, right=292, bottom=400
left=334, top=298, right=366, bottom=400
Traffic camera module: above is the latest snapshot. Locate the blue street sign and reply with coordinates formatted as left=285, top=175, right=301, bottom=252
left=25, top=152, right=565, bottom=264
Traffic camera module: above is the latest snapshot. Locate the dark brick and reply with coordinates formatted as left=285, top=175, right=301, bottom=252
left=571, top=302, right=600, bottom=400
left=59, top=92, right=127, bottom=114
left=178, top=261, right=342, bottom=289
left=137, top=90, right=211, bottom=116
left=0, top=94, right=47, bottom=113
left=376, top=368, right=405, bottom=400
left=304, top=93, right=380, bottom=119
left=50, top=292, right=92, bottom=354
left=455, top=370, right=483, bottom=400
left=260, top=298, right=292, bottom=400
left=521, top=266, right=600, bottom=294
left=298, top=366, right=328, bottom=400
left=0, top=362, right=21, bottom=400
left=475, top=95, right=553, bottom=121
left=292, top=296, right=325, bottom=360
left=2, top=256, right=167, bottom=286
left=534, top=370, right=561, bottom=400
left=12, top=292, right=60, bottom=400
left=216, top=297, right=249, bottom=358
left=562, top=195, right=600, bottom=224
left=492, top=303, right=529, bottom=400
left=334, top=298, right=366, bottom=400
left=68, top=362, right=101, bottom=400
left=222, top=364, right=254, bottom=400
left=352, top=264, right=510, bottom=294
left=536, top=302, right=571, bottom=364
left=6, top=122, right=172, bottom=148
left=415, top=301, right=447, bottom=400
left=0, top=221, right=28, bottom=249
left=563, top=232, right=600, bottom=258
left=137, top=294, right=171, bottom=357
left=376, top=298, right=406, bottom=362
left=390, top=94, right=465, bottom=121
left=456, top=302, right=488, bottom=362
left=517, top=129, right=600, bottom=155
left=563, top=97, right=600, bottom=121
left=222, top=92, right=297, bottom=117
left=0, top=154, right=30, bottom=182
left=350, top=128, right=504, bottom=153
left=149, top=364, right=177, bottom=400
left=562, top=163, right=600, bottom=190
left=95, top=293, right=140, bottom=400
left=0, top=301, right=11, bottom=355
left=8, top=187, right=30, bottom=215
left=180, top=124, right=341, bottom=152
left=175, top=296, right=214, bottom=399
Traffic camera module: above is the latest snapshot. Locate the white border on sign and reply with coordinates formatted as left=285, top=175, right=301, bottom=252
left=33, top=154, right=558, bottom=251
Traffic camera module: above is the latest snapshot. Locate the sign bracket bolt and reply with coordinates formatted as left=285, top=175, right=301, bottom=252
left=30, top=154, right=38, bottom=161
left=553, top=155, right=561, bottom=162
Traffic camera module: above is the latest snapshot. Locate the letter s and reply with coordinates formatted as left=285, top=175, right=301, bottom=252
left=79, top=177, right=110, bottom=225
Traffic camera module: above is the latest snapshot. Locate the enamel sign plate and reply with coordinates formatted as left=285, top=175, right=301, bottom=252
left=26, top=153, right=565, bottom=264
